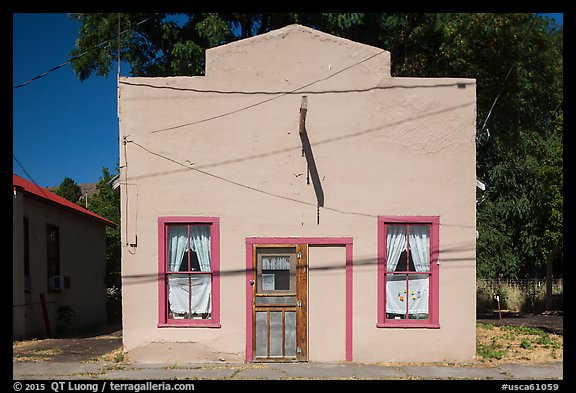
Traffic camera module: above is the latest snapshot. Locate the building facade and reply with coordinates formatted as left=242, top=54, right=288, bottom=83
left=13, top=174, right=114, bottom=338
left=118, top=25, right=477, bottom=363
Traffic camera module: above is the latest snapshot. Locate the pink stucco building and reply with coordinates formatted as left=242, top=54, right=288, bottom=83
left=118, top=24, right=477, bottom=363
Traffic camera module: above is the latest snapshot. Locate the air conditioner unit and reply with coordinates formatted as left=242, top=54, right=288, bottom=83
left=48, top=275, right=65, bottom=291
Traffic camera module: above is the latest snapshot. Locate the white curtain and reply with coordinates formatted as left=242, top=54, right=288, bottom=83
left=169, top=275, right=190, bottom=314
left=191, top=275, right=212, bottom=314
left=167, top=224, right=212, bottom=317
left=168, top=225, right=188, bottom=272
left=168, top=275, right=212, bottom=315
left=386, top=225, right=407, bottom=272
left=409, top=225, right=430, bottom=272
left=190, top=225, right=211, bottom=272
left=262, top=256, right=290, bottom=270
left=386, top=224, right=429, bottom=316
left=407, top=276, right=429, bottom=315
left=386, top=276, right=429, bottom=315
left=190, top=225, right=212, bottom=315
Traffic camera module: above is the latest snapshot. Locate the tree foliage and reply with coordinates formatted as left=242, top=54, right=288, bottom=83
left=81, top=167, right=122, bottom=321
left=55, top=177, right=82, bottom=202
left=69, top=13, right=563, bottom=279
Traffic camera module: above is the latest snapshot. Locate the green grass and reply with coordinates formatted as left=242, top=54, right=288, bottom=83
left=476, top=323, right=562, bottom=361
left=477, top=338, right=506, bottom=360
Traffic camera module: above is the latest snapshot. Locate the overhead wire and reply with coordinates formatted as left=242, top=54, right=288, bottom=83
left=13, top=155, right=51, bottom=198
left=127, top=140, right=375, bottom=219
left=138, top=49, right=389, bottom=135
left=13, top=13, right=159, bottom=90
left=478, top=13, right=540, bottom=140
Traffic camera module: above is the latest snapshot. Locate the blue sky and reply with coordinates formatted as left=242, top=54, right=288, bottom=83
left=12, top=13, right=564, bottom=188
left=13, top=13, right=121, bottom=187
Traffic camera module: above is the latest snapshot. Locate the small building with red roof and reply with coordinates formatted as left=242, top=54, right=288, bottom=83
left=13, top=174, right=115, bottom=338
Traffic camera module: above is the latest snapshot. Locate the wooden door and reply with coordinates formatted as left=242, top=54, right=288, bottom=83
left=252, top=244, right=308, bottom=362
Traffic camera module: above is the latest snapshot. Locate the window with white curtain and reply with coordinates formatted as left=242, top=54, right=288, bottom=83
left=158, top=217, right=220, bottom=327
left=385, top=224, right=430, bottom=320
left=167, top=224, right=212, bottom=319
left=378, top=216, right=439, bottom=328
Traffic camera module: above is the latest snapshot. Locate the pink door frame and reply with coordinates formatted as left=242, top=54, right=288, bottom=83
left=245, top=237, right=354, bottom=362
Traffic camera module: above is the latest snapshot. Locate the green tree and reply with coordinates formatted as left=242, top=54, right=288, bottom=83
left=70, top=13, right=563, bottom=281
left=55, top=177, right=82, bottom=203
left=68, top=13, right=367, bottom=80
left=82, top=167, right=122, bottom=321
left=341, top=13, right=563, bottom=279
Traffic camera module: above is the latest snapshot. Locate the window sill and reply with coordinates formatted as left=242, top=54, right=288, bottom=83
left=158, top=322, right=221, bottom=328
left=377, top=322, right=440, bottom=329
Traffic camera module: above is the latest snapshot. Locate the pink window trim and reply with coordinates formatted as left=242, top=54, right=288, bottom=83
left=157, top=216, right=221, bottom=328
left=245, top=237, right=354, bottom=363
left=377, top=216, right=440, bottom=328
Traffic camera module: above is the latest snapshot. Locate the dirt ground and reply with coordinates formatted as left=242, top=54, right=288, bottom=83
left=13, top=312, right=563, bottom=364
left=476, top=310, right=563, bottom=336
left=13, top=323, right=123, bottom=363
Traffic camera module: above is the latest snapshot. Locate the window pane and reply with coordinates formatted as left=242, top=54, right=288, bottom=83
left=191, top=274, right=212, bottom=317
left=385, top=274, right=407, bottom=319
left=167, top=225, right=188, bottom=272
left=168, top=274, right=190, bottom=318
left=47, top=226, right=59, bottom=276
left=386, top=225, right=407, bottom=272
left=408, top=274, right=429, bottom=319
left=262, top=270, right=291, bottom=290
left=167, top=273, right=212, bottom=320
left=409, top=225, right=430, bottom=272
left=394, top=250, right=415, bottom=272
left=262, top=256, right=291, bottom=270
left=257, top=251, right=296, bottom=293
left=190, top=225, right=211, bottom=272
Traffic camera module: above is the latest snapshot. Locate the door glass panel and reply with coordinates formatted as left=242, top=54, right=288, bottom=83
left=262, top=256, right=291, bottom=290
left=255, top=312, right=267, bottom=357
left=256, top=248, right=296, bottom=294
left=269, top=312, right=283, bottom=357
left=285, top=311, right=297, bottom=357
left=255, top=296, right=296, bottom=305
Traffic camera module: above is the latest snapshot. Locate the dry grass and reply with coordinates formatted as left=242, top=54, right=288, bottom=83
left=13, top=347, right=64, bottom=362
left=87, top=347, right=125, bottom=363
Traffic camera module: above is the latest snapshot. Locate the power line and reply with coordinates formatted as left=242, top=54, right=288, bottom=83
left=140, top=49, right=388, bottom=135
left=127, top=140, right=375, bottom=219
left=479, top=13, right=540, bottom=139
left=13, top=155, right=51, bottom=198
left=13, top=13, right=159, bottom=90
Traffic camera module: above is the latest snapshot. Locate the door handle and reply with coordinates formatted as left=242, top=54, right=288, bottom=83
left=297, top=300, right=302, bottom=307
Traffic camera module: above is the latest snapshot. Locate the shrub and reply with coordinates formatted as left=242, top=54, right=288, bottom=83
left=477, top=278, right=562, bottom=313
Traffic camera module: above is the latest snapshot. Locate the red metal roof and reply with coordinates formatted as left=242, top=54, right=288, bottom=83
left=13, top=174, right=115, bottom=227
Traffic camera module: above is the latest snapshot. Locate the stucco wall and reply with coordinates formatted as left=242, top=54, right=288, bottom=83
left=119, top=24, right=476, bottom=363
left=308, top=246, right=347, bottom=362
left=13, top=196, right=108, bottom=338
